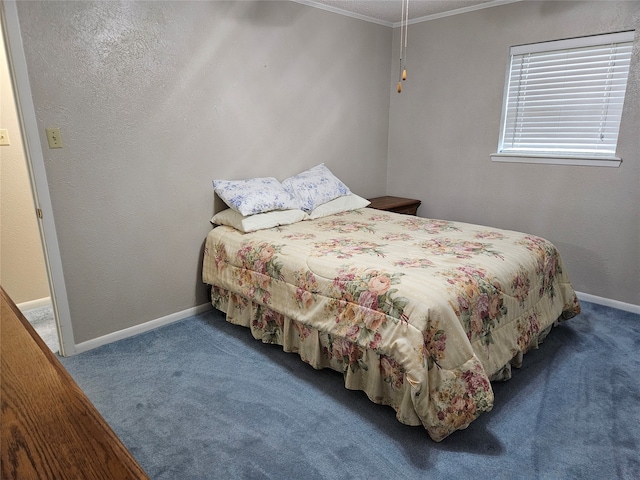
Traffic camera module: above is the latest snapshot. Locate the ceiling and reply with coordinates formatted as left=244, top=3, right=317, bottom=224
left=294, top=0, right=519, bottom=26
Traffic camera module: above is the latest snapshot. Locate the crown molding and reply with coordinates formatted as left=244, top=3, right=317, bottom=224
left=292, top=0, right=394, bottom=27
left=292, top=0, right=523, bottom=28
left=396, top=0, right=523, bottom=27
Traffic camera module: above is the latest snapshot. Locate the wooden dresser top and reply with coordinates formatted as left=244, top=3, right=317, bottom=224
left=1, top=287, right=148, bottom=480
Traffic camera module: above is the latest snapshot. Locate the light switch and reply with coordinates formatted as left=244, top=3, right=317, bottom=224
left=46, top=128, right=62, bottom=148
left=0, top=129, right=9, bottom=146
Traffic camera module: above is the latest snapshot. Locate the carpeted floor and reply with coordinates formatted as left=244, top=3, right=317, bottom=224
left=59, top=301, right=640, bottom=480
left=21, top=303, right=58, bottom=354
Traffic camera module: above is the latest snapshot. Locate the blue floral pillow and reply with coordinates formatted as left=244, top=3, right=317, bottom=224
left=213, top=177, right=300, bottom=216
left=282, top=164, right=351, bottom=213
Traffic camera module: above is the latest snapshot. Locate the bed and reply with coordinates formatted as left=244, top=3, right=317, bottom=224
left=202, top=168, right=580, bottom=441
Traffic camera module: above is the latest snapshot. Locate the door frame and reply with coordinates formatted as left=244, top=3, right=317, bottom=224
left=2, top=1, right=75, bottom=356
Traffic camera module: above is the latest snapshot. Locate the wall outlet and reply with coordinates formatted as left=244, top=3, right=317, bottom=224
left=45, top=127, right=63, bottom=148
left=0, top=128, right=10, bottom=146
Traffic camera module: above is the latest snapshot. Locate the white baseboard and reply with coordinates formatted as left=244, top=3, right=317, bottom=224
left=576, top=291, right=640, bottom=315
left=72, top=303, right=213, bottom=355
left=67, top=291, right=638, bottom=357
left=17, top=297, right=52, bottom=311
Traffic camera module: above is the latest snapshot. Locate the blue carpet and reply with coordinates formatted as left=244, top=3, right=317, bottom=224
left=22, top=303, right=58, bottom=353
left=60, top=301, right=640, bottom=479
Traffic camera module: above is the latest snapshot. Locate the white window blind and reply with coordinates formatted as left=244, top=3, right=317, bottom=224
left=497, top=31, right=634, bottom=161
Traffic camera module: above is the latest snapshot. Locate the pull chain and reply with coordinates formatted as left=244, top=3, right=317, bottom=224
left=398, top=0, right=409, bottom=93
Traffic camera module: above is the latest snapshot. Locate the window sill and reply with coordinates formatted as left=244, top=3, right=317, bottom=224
left=490, top=153, right=622, bottom=168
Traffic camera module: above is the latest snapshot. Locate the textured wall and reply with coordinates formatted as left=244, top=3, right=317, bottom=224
left=15, top=0, right=638, bottom=349
left=15, top=1, right=391, bottom=343
left=0, top=29, right=50, bottom=305
left=388, top=1, right=640, bottom=305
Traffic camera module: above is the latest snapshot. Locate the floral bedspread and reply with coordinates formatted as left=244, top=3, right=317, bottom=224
left=202, top=208, right=580, bottom=441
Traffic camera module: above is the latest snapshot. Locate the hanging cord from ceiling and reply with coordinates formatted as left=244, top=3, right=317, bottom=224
left=397, top=0, right=409, bottom=93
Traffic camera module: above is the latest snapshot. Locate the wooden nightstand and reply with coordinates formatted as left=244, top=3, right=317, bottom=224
left=368, top=196, right=421, bottom=216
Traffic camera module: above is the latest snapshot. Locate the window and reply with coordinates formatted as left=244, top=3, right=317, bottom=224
left=492, top=31, right=634, bottom=167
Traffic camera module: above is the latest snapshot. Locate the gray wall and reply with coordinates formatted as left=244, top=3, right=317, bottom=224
left=388, top=1, right=640, bottom=306
left=15, top=1, right=391, bottom=343
left=13, top=0, right=639, bottom=346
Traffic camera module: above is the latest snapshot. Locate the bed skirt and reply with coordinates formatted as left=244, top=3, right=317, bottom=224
left=210, top=285, right=566, bottom=440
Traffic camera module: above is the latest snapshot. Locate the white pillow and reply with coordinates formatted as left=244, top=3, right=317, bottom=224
left=282, top=164, right=351, bottom=213
left=307, top=194, right=371, bottom=219
left=213, top=177, right=299, bottom=216
left=211, top=208, right=307, bottom=233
